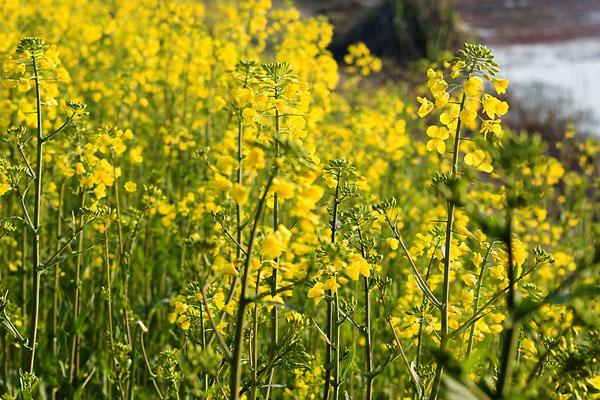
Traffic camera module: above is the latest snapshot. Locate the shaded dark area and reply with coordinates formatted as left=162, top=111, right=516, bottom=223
left=505, top=85, right=588, bottom=156
left=295, top=0, right=464, bottom=63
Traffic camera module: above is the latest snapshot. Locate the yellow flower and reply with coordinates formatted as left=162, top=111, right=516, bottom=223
left=179, top=316, right=190, bottom=331
left=262, top=225, right=292, bottom=259
left=242, top=107, right=258, bottom=124
left=262, top=294, right=284, bottom=311
left=416, top=97, right=434, bottom=118
left=229, top=183, right=250, bottom=205
left=427, top=68, right=448, bottom=99
left=511, top=238, right=527, bottom=267
left=482, top=94, right=509, bottom=119
left=480, top=119, right=503, bottom=140
left=464, top=76, right=483, bottom=97
left=124, top=181, right=137, bottom=193
left=434, top=92, right=449, bottom=109
left=324, top=276, right=340, bottom=293
left=386, top=238, right=399, bottom=250
left=271, top=178, right=295, bottom=200
left=346, top=255, right=370, bottom=281
left=473, top=252, right=484, bottom=267
left=464, top=149, right=493, bottom=173
left=462, top=274, right=477, bottom=286
left=0, top=183, right=10, bottom=196
left=492, top=78, right=509, bottom=94
left=308, top=282, right=324, bottom=304
left=587, top=375, right=600, bottom=391
left=130, top=146, right=144, bottom=164
left=426, top=126, right=449, bottom=154
left=94, top=183, right=107, bottom=199
left=245, top=148, right=265, bottom=170
left=459, top=107, right=477, bottom=125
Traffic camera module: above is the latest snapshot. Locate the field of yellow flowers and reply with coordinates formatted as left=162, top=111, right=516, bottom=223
left=0, top=1, right=599, bottom=399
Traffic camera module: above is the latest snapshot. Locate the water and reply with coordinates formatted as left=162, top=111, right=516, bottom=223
left=489, top=38, right=600, bottom=135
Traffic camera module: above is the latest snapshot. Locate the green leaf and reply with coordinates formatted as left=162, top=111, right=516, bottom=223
left=442, top=375, right=492, bottom=400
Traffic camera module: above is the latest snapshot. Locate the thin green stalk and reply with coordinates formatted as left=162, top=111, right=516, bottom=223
left=27, top=53, right=44, bottom=374
left=387, top=317, right=421, bottom=393
left=430, top=91, right=467, bottom=399
left=265, top=106, right=281, bottom=400
left=496, top=207, right=519, bottom=398
left=525, top=326, right=569, bottom=385
left=225, top=70, right=251, bottom=305
left=21, top=226, right=27, bottom=368
left=362, top=279, right=373, bottom=399
left=333, top=290, right=341, bottom=400
left=51, top=182, right=65, bottom=360
left=251, top=270, right=261, bottom=400
left=323, top=175, right=341, bottom=400
left=416, top=239, right=441, bottom=371
left=450, top=261, right=543, bottom=340
left=384, top=215, right=441, bottom=308
left=69, top=192, right=86, bottom=384
left=199, top=285, right=231, bottom=360
left=229, top=172, right=276, bottom=400
left=237, top=112, right=244, bottom=260
left=112, top=155, right=131, bottom=345
left=128, top=323, right=143, bottom=400
left=139, top=329, right=164, bottom=399
left=356, top=227, right=373, bottom=400
left=103, top=225, right=121, bottom=398
left=466, top=240, right=495, bottom=358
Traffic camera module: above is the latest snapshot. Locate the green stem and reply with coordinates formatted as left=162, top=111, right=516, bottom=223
left=69, top=191, right=86, bottom=384
left=225, top=111, right=245, bottom=307
left=251, top=270, right=261, bottom=400
left=104, top=225, right=124, bottom=399
left=356, top=227, right=373, bottom=400
left=51, top=183, right=65, bottom=360
left=466, top=240, right=495, bottom=358
left=384, top=216, right=441, bottom=308
left=323, top=174, right=341, bottom=400
left=112, top=156, right=131, bottom=346
left=430, top=91, right=467, bottom=399
left=229, top=172, right=276, bottom=400
left=416, top=239, right=441, bottom=371
left=139, top=329, right=164, bottom=400
left=265, top=106, right=281, bottom=400
left=128, top=324, right=141, bottom=400
left=496, top=207, right=519, bottom=398
left=333, top=290, right=341, bottom=400
left=27, top=54, right=44, bottom=374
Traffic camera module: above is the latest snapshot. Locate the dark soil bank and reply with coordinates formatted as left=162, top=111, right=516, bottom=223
left=453, top=0, right=600, bottom=44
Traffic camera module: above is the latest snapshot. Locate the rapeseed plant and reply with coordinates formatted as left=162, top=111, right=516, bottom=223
left=0, top=1, right=598, bottom=400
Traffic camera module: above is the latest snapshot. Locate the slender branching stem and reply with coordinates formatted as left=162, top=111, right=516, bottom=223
left=356, top=226, right=373, bottom=400
left=383, top=215, right=441, bottom=308
left=27, top=53, right=44, bottom=374
left=466, top=240, right=495, bottom=358
left=104, top=226, right=117, bottom=366
left=265, top=106, right=281, bottom=400
left=69, top=191, right=86, bottom=384
left=51, top=183, right=65, bottom=359
left=416, top=239, right=441, bottom=371
left=430, top=91, right=467, bottom=399
left=323, top=174, right=341, bottom=400
left=112, top=155, right=131, bottom=345
left=200, top=285, right=232, bottom=360
left=251, top=269, right=261, bottom=400
left=229, top=172, right=276, bottom=400
left=139, top=328, right=164, bottom=400
left=496, top=207, right=519, bottom=398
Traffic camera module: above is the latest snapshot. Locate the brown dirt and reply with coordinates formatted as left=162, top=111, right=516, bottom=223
left=452, top=0, right=600, bottom=44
